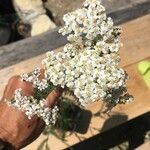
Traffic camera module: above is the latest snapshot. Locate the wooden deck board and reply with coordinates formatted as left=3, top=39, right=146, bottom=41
left=0, top=15, right=149, bottom=149
left=23, top=58, right=150, bottom=150
left=119, top=15, right=150, bottom=67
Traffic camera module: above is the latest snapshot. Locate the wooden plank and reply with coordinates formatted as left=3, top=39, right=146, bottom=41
left=109, top=0, right=150, bottom=25
left=1, top=58, right=147, bottom=149
left=22, top=58, right=150, bottom=150
left=0, top=28, right=67, bottom=69
left=119, top=14, right=150, bottom=67
left=0, top=0, right=149, bottom=69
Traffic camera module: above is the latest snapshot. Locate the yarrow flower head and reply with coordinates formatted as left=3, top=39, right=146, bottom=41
left=7, top=0, right=133, bottom=126
left=42, top=0, right=133, bottom=108
left=7, top=88, right=59, bottom=125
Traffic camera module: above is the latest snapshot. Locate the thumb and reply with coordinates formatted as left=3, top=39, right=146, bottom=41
left=45, top=87, right=63, bottom=108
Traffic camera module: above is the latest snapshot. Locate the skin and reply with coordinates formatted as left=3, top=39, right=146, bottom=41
left=0, top=70, right=63, bottom=149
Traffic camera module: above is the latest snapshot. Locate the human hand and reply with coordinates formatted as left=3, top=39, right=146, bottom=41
left=0, top=70, right=62, bottom=149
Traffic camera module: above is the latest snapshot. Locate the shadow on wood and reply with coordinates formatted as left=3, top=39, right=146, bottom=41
left=68, top=111, right=150, bottom=150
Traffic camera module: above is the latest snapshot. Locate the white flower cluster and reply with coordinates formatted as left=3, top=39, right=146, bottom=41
left=7, top=68, right=59, bottom=125
left=7, top=88, right=59, bottom=125
left=21, top=68, right=49, bottom=91
left=42, top=0, right=133, bottom=107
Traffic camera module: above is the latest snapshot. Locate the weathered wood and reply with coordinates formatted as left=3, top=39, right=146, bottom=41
left=45, top=0, right=148, bottom=25
left=0, top=28, right=67, bottom=69
left=119, top=15, right=150, bottom=67
left=0, top=0, right=149, bottom=69
left=22, top=58, right=150, bottom=150
left=109, top=0, right=150, bottom=25
left=0, top=15, right=150, bottom=150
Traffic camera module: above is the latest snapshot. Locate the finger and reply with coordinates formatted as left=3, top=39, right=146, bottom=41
left=45, top=86, right=63, bottom=108
left=2, top=76, right=19, bottom=100
left=39, top=68, right=45, bottom=80
left=2, top=75, right=34, bottom=101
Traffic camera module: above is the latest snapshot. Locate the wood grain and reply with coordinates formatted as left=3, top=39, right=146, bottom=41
left=22, top=58, right=150, bottom=150
left=119, top=15, right=150, bottom=67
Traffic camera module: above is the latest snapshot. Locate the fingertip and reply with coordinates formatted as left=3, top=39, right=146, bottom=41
left=45, top=91, right=59, bottom=108
left=45, top=87, right=63, bottom=108
left=3, top=75, right=35, bottom=100
left=8, top=75, right=20, bottom=84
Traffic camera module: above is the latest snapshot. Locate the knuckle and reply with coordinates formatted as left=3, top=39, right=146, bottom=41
left=8, top=75, right=20, bottom=84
